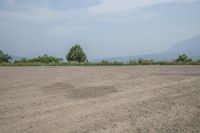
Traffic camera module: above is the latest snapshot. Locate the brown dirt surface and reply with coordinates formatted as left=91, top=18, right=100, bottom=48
left=0, top=66, right=200, bottom=133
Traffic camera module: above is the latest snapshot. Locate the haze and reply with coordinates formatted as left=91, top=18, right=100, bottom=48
left=0, top=0, right=200, bottom=60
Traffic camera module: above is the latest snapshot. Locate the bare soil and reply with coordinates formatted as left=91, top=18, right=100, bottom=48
left=0, top=66, right=200, bottom=133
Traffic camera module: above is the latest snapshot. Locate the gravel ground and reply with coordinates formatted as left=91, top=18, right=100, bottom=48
left=0, top=66, right=200, bottom=133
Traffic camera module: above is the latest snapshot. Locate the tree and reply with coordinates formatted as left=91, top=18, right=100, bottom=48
left=176, top=54, right=192, bottom=63
left=66, top=44, right=87, bottom=62
left=0, top=50, right=12, bottom=63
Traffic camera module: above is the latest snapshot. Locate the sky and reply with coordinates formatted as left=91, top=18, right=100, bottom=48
left=0, top=0, right=200, bottom=60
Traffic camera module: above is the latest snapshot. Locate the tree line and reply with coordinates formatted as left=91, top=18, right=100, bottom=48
left=0, top=44, right=200, bottom=66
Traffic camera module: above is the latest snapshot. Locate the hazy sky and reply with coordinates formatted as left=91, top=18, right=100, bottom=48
left=0, top=0, right=200, bottom=60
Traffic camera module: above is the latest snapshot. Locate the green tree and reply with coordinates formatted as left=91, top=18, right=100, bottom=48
left=66, top=44, right=87, bottom=62
left=176, top=54, right=192, bottom=63
left=0, top=50, right=12, bottom=63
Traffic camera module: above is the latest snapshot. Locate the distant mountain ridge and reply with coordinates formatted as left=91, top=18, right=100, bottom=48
left=11, top=55, right=25, bottom=61
left=166, top=35, right=200, bottom=56
left=11, top=35, right=200, bottom=62
left=92, top=34, right=200, bottom=62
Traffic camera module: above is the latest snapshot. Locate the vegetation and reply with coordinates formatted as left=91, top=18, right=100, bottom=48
left=175, top=54, right=192, bottom=64
left=14, top=54, right=61, bottom=66
left=0, top=50, right=12, bottom=63
left=66, top=45, right=87, bottom=63
left=0, top=46, right=200, bottom=66
left=138, top=59, right=154, bottom=65
left=95, top=60, right=124, bottom=66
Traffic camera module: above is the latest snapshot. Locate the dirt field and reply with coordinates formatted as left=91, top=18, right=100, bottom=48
left=0, top=66, right=200, bottom=133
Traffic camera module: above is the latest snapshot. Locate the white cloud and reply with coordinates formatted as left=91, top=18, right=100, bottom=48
left=0, top=0, right=86, bottom=24
left=0, top=0, right=199, bottom=24
left=0, top=7, right=71, bottom=24
left=88, top=0, right=199, bottom=16
left=0, top=0, right=16, bottom=6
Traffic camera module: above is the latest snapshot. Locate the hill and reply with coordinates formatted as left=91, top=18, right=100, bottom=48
left=92, top=34, right=200, bottom=62
left=166, top=35, right=200, bottom=57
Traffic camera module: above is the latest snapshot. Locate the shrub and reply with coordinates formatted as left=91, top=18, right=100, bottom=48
left=98, top=60, right=110, bottom=65
left=0, top=50, right=12, bottom=63
left=113, top=61, right=124, bottom=65
left=14, top=54, right=61, bottom=65
left=176, top=54, right=193, bottom=64
left=138, top=59, right=154, bottom=65
left=128, top=60, right=139, bottom=65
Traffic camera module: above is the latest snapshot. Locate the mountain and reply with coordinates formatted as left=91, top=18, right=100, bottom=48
left=92, top=34, right=200, bottom=62
left=92, top=53, right=183, bottom=62
left=166, top=35, right=200, bottom=57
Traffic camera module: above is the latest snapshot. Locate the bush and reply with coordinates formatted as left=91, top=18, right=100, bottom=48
left=138, top=59, right=154, bottom=65
left=95, top=60, right=124, bottom=66
left=97, top=60, right=110, bottom=65
left=113, top=61, right=124, bottom=65
left=14, top=54, right=61, bottom=65
left=176, top=54, right=193, bottom=64
left=31, top=54, right=61, bottom=64
left=0, top=50, right=12, bottom=63
left=155, top=61, right=173, bottom=65
left=57, top=61, right=89, bottom=66
left=128, top=60, right=139, bottom=65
